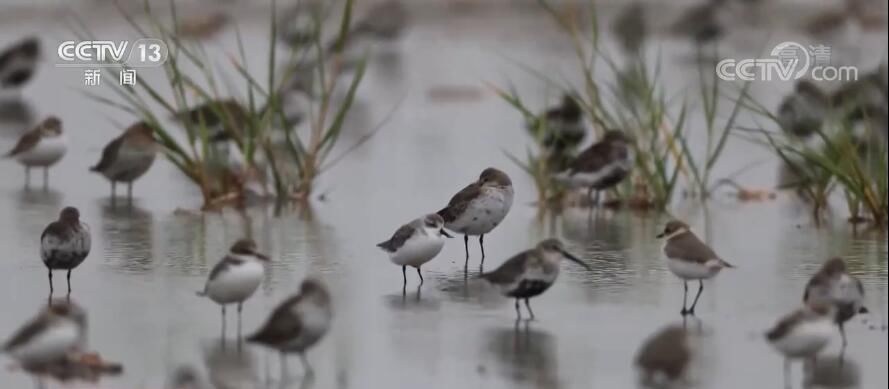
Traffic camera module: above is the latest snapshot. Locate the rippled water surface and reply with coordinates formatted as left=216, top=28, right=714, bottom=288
left=1, top=2, right=888, bottom=389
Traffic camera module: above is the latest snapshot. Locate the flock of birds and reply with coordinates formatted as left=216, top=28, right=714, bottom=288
left=0, top=0, right=884, bottom=387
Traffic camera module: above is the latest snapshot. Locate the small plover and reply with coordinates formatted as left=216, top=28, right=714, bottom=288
left=247, top=278, right=332, bottom=376
left=0, top=36, right=40, bottom=90
left=634, top=325, right=690, bottom=386
left=197, top=238, right=270, bottom=337
left=377, top=213, right=452, bottom=286
left=777, top=80, right=830, bottom=139
left=803, top=257, right=868, bottom=349
left=90, top=121, right=158, bottom=203
left=532, top=94, right=586, bottom=153
left=2, top=299, right=87, bottom=369
left=657, top=220, right=734, bottom=316
left=41, top=207, right=91, bottom=295
left=480, top=239, right=590, bottom=320
left=4, top=116, right=66, bottom=189
left=766, top=303, right=836, bottom=386
left=554, top=130, right=633, bottom=205
left=437, top=168, right=514, bottom=266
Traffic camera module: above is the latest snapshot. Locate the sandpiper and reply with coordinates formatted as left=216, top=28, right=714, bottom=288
left=611, top=2, right=647, bottom=58
left=765, top=302, right=836, bottom=387
left=197, top=238, right=270, bottom=337
left=4, top=116, right=66, bottom=189
left=175, top=99, right=247, bottom=141
left=247, top=278, right=332, bottom=376
left=832, top=63, right=887, bottom=110
left=377, top=213, right=453, bottom=286
left=480, top=239, right=590, bottom=320
left=2, top=299, right=87, bottom=370
left=670, top=0, right=725, bottom=47
left=531, top=94, right=586, bottom=153
left=634, top=325, right=690, bottom=386
left=0, top=37, right=40, bottom=90
left=657, top=220, right=734, bottom=316
left=41, top=207, right=91, bottom=295
left=803, top=257, right=868, bottom=349
left=90, top=121, right=158, bottom=203
left=777, top=80, right=830, bottom=139
left=554, top=130, right=633, bottom=205
left=437, top=168, right=514, bottom=266
left=326, top=0, right=408, bottom=67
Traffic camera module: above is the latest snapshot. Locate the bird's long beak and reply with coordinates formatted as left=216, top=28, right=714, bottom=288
left=440, top=229, right=454, bottom=238
left=655, top=231, right=665, bottom=239
left=559, top=249, right=591, bottom=270
left=253, top=251, right=271, bottom=261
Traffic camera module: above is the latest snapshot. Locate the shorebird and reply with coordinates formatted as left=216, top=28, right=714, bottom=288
left=670, top=0, right=726, bottom=48
left=832, top=63, right=888, bottom=111
left=766, top=302, right=836, bottom=388
left=377, top=213, right=452, bottom=286
left=41, top=207, right=91, bottom=296
left=554, top=130, right=633, bottom=205
left=437, top=168, right=514, bottom=266
left=175, top=99, right=247, bottom=141
left=634, top=325, right=690, bottom=386
left=247, top=278, right=332, bottom=377
left=777, top=80, right=831, bottom=139
left=611, top=2, right=647, bottom=58
left=90, top=121, right=158, bottom=203
left=803, top=257, right=868, bottom=350
left=197, top=238, right=270, bottom=337
left=0, top=37, right=40, bottom=91
left=326, top=0, right=408, bottom=67
left=530, top=94, right=586, bottom=153
left=2, top=299, right=87, bottom=370
left=657, top=220, right=734, bottom=316
left=480, top=239, right=590, bottom=320
left=4, top=116, right=66, bottom=189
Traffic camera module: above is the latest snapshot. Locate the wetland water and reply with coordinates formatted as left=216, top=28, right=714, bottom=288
left=1, top=2, right=887, bottom=388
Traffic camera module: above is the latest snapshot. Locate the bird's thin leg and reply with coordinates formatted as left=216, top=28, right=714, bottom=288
left=463, top=234, right=469, bottom=264
left=783, top=358, right=791, bottom=389
left=48, top=270, right=53, bottom=295
left=66, top=270, right=72, bottom=295
left=479, top=235, right=486, bottom=265
left=221, top=306, right=227, bottom=341
left=237, top=302, right=243, bottom=340
left=688, top=280, right=704, bottom=315
left=525, top=298, right=535, bottom=320
left=839, top=322, right=848, bottom=348
left=299, top=352, right=314, bottom=376
left=402, top=265, right=407, bottom=285
left=279, top=353, right=289, bottom=382
left=43, top=167, right=49, bottom=190
left=586, top=186, right=594, bottom=205
left=416, top=267, right=423, bottom=285
left=127, top=183, right=133, bottom=204
left=681, top=281, right=689, bottom=315
left=110, top=182, right=116, bottom=207
left=514, top=298, right=522, bottom=320
left=25, top=167, right=30, bottom=189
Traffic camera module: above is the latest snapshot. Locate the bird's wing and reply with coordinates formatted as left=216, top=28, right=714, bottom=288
left=765, top=308, right=806, bottom=341
left=206, top=255, right=244, bottom=284
left=4, top=130, right=40, bottom=157
left=377, top=224, right=416, bottom=253
left=437, top=181, right=481, bottom=223
left=480, top=250, right=532, bottom=284
left=802, top=273, right=832, bottom=304
left=2, top=313, right=49, bottom=351
left=248, top=295, right=304, bottom=344
left=90, top=135, right=125, bottom=172
left=568, top=142, right=614, bottom=174
left=663, top=234, right=719, bottom=264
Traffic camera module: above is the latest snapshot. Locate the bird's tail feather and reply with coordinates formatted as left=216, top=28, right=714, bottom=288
left=195, top=290, right=207, bottom=297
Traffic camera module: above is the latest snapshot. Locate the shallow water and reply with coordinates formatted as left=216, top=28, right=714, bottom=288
left=1, top=2, right=888, bottom=389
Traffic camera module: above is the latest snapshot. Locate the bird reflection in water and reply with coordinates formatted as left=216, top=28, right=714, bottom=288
left=100, top=202, right=154, bottom=272
left=485, top=321, right=561, bottom=389
left=202, top=340, right=259, bottom=389
left=634, top=324, right=692, bottom=389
